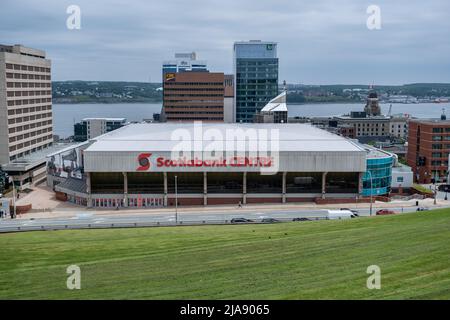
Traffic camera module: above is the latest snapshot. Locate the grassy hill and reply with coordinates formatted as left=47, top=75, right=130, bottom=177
left=0, top=209, right=449, bottom=299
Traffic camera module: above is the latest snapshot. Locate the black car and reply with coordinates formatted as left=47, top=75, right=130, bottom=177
left=416, top=207, right=429, bottom=212
left=438, top=184, right=450, bottom=192
left=293, top=217, right=310, bottom=222
left=230, top=218, right=254, bottom=223
left=261, top=218, right=280, bottom=223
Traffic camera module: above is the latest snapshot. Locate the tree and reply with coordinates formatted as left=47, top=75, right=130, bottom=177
left=0, top=170, right=10, bottom=194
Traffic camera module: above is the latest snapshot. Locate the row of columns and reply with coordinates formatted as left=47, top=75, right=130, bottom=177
left=86, top=171, right=364, bottom=207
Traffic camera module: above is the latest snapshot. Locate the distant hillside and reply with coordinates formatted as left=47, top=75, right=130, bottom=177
left=52, top=81, right=162, bottom=103
left=287, top=83, right=450, bottom=103
left=52, top=81, right=450, bottom=104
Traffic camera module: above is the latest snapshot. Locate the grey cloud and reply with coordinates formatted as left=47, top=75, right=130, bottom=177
left=0, top=0, right=449, bottom=84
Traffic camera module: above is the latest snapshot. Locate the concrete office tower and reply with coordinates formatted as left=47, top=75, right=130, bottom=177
left=74, top=118, right=127, bottom=142
left=0, top=44, right=53, bottom=165
left=233, top=40, right=279, bottom=123
left=162, top=71, right=225, bottom=122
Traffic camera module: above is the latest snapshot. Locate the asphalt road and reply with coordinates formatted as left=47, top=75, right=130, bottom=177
left=0, top=205, right=438, bottom=233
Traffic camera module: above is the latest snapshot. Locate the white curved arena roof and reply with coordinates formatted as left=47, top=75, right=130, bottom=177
left=84, top=123, right=365, bottom=153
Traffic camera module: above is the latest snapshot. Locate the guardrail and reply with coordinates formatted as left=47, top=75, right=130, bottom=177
left=0, top=216, right=328, bottom=233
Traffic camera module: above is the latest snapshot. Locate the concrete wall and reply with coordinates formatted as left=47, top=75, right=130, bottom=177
left=87, top=119, right=105, bottom=139
left=391, top=168, right=413, bottom=188
left=224, top=97, right=234, bottom=123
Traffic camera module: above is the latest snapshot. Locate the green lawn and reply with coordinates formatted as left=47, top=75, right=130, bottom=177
left=0, top=209, right=449, bottom=299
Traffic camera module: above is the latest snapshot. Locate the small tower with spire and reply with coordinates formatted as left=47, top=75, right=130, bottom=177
left=364, top=84, right=381, bottom=117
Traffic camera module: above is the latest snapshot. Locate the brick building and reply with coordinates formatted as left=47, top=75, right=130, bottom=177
left=162, top=71, right=225, bottom=122
left=407, top=118, right=450, bottom=183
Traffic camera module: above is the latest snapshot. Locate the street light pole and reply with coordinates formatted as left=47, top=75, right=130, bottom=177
left=12, top=182, right=16, bottom=219
left=434, top=184, right=437, bottom=205
left=367, top=171, right=373, bottom=216
left=174, top=175, right=178, bottom=224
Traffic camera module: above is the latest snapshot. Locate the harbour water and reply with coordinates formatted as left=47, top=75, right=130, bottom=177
left=53, top=102, right=450, bottom=138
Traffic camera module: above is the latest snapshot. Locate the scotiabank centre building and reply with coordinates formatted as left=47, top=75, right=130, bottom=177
left=47, top=123, right=374, bottom=208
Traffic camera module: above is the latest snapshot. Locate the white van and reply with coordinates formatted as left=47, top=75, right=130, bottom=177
left=326, top=210, right=357, bottom=220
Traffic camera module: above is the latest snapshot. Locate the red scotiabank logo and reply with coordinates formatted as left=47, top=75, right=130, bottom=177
left=137, top=153, right=152, bottom=171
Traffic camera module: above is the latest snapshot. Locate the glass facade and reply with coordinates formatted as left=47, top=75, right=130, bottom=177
left=167, top=172, right=203, bottom=194
left=326, top=172, right=359, bottom=194
left=362, top=156, right=394, bottom=196
left=128, top=172, right=164, bottom=194
left=247, top=172, right=282, bottom=193
left=207, top=172, right=243, bottom=194
left=234, top=42, right=278, bottom=123
left=286, top=172, right=322, bottom=193
left=91, top=172, right=124, bottom=194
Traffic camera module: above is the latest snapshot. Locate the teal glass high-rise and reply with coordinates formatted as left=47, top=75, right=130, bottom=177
left=233, top=41, right=279, bottom=123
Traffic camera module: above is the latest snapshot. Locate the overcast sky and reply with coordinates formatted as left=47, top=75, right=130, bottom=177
left=1, top=0, right=449, bottom=84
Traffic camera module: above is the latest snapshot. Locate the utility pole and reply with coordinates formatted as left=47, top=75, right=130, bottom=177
left=175, top=175, right=178, bottom=224
left=367, top=171, right=373, bottom=216
left=434, top=184, right=437, bottom=205
left=12, top=183, right=17, bottom=218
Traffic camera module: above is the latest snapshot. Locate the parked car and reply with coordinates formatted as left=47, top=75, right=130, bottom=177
left=230, top=218, right=254, bottom=224
left=293, top=217, right=310, bottom=222
left=416, top=207, right=429, bottom=212
left=438, top=184, right=450, bottom=192
left=376, top=209, right=395, bottom=215
left=340, top=208, right=359, bottom=216
left=261, top=218, right=280, bottom=223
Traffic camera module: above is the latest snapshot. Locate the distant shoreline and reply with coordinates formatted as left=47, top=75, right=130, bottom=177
left=53, top=99, right=362, bottom=105
left=53, top=99, right=162, bottom=104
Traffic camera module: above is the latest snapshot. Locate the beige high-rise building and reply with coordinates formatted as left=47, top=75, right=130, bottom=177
left=0, top=44, right=53, bottom=188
